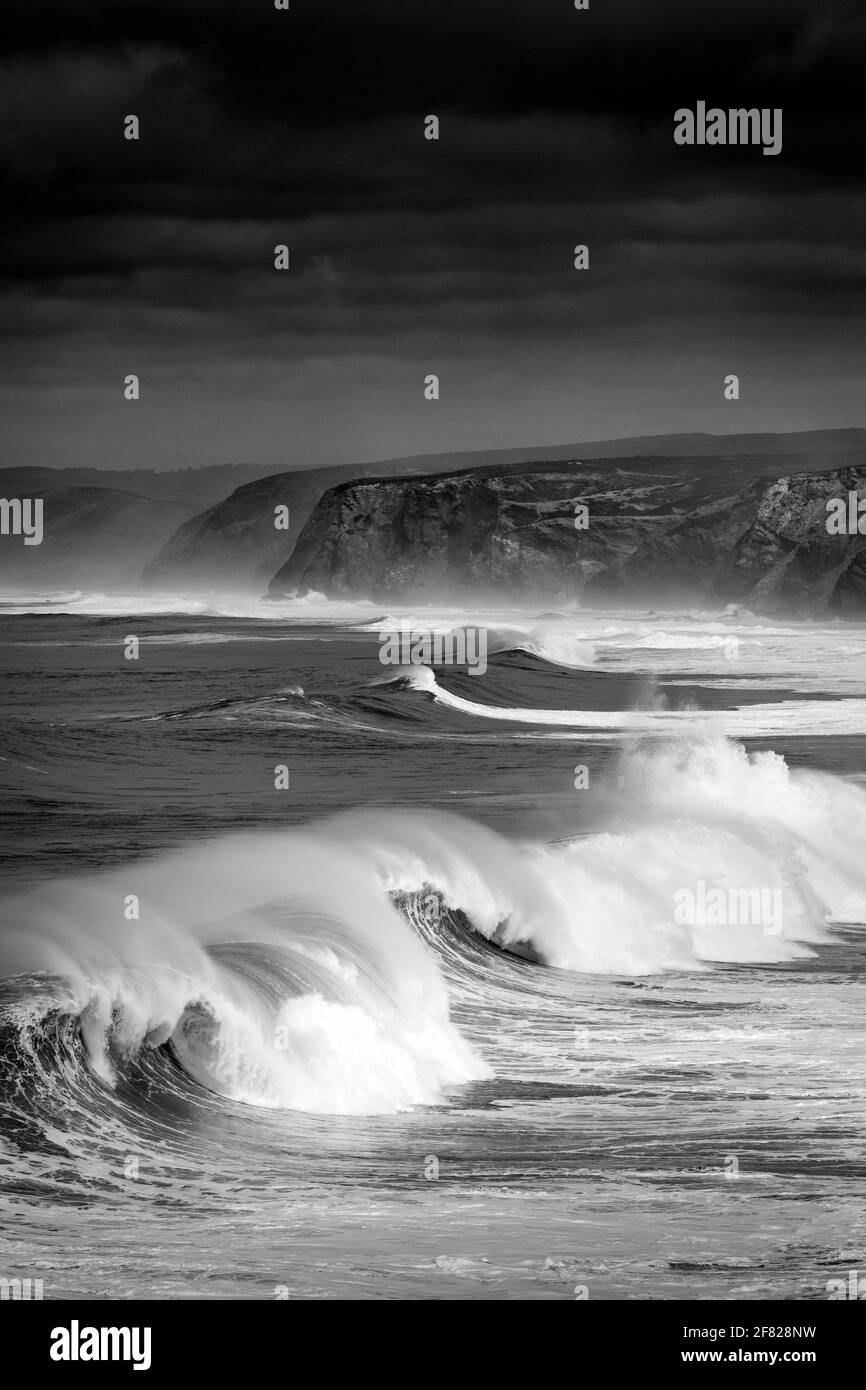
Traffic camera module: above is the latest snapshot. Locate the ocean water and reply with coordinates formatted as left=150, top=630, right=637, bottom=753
left=1, top=594, right=866, bottom=1300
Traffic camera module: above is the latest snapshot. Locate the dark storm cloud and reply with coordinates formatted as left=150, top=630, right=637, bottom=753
left=0, top=1, right=863, bottom=469
left=5, top=0, right=863, bottom=115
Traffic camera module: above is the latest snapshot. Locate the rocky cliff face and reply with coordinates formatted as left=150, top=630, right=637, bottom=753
left=606, top=466, right=866, bottom=614
left=140, top=457, right=487, bottom=591
left=268, top=456, right=866, bottom=615
left=733, top=469, right=866, bottom=615
left=141, top=432, right=865, bottom=593
left=141, top=468, right=357, bottom=591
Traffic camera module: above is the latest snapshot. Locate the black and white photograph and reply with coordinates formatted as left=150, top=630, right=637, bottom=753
left=1, top=0, right=865, bottom=1340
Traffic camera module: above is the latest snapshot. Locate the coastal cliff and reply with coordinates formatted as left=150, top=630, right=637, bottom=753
left=268, top=456, right=866, bottom=614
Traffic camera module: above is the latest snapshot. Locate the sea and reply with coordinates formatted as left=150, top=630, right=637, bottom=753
left=1, top=591, right=865, bottom=1300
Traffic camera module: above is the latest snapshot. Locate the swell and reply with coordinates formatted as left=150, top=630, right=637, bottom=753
left=128, top=663, right=866, bottom=742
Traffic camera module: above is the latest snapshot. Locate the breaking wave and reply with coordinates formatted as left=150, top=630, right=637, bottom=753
left=2, top=733, right=865, bottom=1126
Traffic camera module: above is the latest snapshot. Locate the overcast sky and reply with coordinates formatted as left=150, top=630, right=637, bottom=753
left=1, top=0, right=864, bottom=472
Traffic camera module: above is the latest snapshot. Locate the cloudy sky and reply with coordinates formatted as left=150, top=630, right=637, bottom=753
left=1, top=0, right=864, bottom=472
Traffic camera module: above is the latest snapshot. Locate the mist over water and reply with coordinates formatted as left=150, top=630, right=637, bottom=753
left=2, top=597, right=866, bottom=1298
